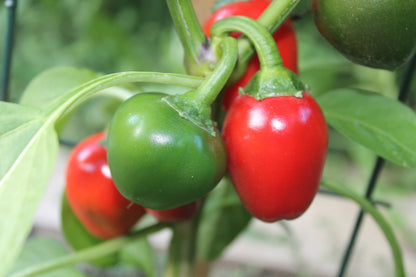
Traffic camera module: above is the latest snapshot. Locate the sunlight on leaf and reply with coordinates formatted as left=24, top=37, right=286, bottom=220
left=0, top=69, right=203, bottom=275
left=19, top=67, right=101, bottom=108
left=318, top=89, right=416, bottom=167
left=0, top=102, right=58, bottom=277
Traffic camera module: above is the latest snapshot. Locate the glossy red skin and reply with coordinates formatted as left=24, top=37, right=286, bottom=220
left=66, top=132, right=146, bottom=239
left=203, top=0, right=298, bottom=110
left=222, top=93, right=328, bottom=222
left=145, top=200, right=200, bottom=223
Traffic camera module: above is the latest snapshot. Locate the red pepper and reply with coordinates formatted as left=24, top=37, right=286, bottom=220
left=66, top=132, right=145, bottom=239
left=146, top=200, right=201, bottom=223
left=222, top=93, right=328, bottom=222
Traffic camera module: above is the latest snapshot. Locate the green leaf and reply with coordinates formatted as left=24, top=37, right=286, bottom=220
left=0, top=102, right=59, bottom=277
left=56, top=94, right=124, bottom=145
left=0, top=70, right=202, bottom=275
left=19, top=67, right=102, bottom=108
left=197, top=176, right=251, bottom=261
left=318, top=89, right=416, bottom=167
left=19, top=67, right=139, bottom=144
left=61, top=193, right=118, bottom=267
left=63, top=192, right=156, bottom=275
left=119, top=236, right=156, bottom=277
left=7, top=237, right=87, bottom=277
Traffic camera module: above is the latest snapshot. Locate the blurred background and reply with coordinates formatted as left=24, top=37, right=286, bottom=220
left=1, top=0, right=416, bottom=276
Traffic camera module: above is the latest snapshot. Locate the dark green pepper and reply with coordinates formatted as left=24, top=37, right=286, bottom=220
left=312, top=0, right=416, bottom=70
left=106, top=93, right=226, bottom=210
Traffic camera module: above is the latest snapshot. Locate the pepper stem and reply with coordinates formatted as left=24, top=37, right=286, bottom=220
left=237, top=0, right=303, bottom=68
left=9, top=223, right=170, bottom=277
left=191, top=37, right=238, bottom=107
left=210, top=16, right=282, bottom=70
left=210, top=16, right=305, bottom=99
left=258, top=0, right=302, bottom=32
left=164, top=37, right=238, bottom=134
left=164, top=221, right=197, bottom=277
left=166, top=0, right=214, bottom=76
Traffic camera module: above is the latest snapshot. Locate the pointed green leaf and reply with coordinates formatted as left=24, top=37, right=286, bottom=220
left=0, top=102, right=59, bottom=277
left=19, top=67, right=101, bottom=108
left=318, top=89, right=416, bottom=167
left=0, top=70, right=202, bottom=275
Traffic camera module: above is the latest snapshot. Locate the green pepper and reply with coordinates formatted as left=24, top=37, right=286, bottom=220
left=107, top=93, right=226, bottom=210
left=312, top=0, right=416, bottom=70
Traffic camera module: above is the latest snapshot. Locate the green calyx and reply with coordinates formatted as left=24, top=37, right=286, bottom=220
left=242, top=66, right=306, bottom=100
left=211, top=16, right=306, bottom=100
left=163, top=91, right=215, bottom=136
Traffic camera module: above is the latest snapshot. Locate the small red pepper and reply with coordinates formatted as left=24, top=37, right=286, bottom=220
left=66, top=132, right=145, bottom=239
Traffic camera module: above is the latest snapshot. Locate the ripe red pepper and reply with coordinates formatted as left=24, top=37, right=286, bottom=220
left=203, top=0, right=298, bottom=110
left=65, top=132, right=146, bottom=239
left=222, top=92, right=328, bottom=222
left=145, top=200, right=200, bottom=223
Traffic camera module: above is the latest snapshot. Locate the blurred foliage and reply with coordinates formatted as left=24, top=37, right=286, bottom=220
left=0, top=0, right=185, bottom=102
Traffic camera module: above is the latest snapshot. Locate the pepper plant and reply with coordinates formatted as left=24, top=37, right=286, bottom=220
left=1, top=0, right=416, bottom=276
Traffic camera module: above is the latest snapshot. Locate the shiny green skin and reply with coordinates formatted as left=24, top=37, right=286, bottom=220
left=107, top=93, right=226, bottom=210
left=312, top=0, right=416, bottom=70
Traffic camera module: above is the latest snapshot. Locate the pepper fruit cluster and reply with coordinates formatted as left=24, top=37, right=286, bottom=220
left=64, top=132, right=200, bottom=243
left=63, top=0, right=329, bottom=242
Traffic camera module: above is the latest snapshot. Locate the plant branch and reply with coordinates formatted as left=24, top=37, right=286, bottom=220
left=337, top=53, right=416, bottom=277
left=10, top=223, right=170, bottom=277
left=191, top=37, right=238, bottom=107
left=321, top=181, right=405, bottom=277
left=165, top=221, right=197, bottom=277
left=238, top=0, right=302, bottom=67
left=163, top=37, right=238, bottom=134
left=44, top=71, right=203, bottom=122
left=211, top=16, right=282, bottom=70
left=166, top=0, right=211, bottom=75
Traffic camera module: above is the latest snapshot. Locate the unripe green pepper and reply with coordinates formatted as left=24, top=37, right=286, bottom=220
left=107, top=93, right=226, bottom=210
left=312, top=0, right=416, bottom=70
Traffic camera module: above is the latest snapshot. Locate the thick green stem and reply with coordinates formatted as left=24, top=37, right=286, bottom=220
left=191, top=37, right=238, bottom=107
left=45, top=71, right=203, bottom=120
left=210, top=16, right=304, bottom=99
left=211, top=16, right=283, bottom=70
left=163, top=37, right=238, bottom=134
left=10, top=223, right=170, bottom=277
left=321, top=182, right=405, bottom=277
left=238, top=0, right=302, bottom=68
left=166, top=0, right=212, bottom=76
left=258, top=0, right=302, bottom=32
